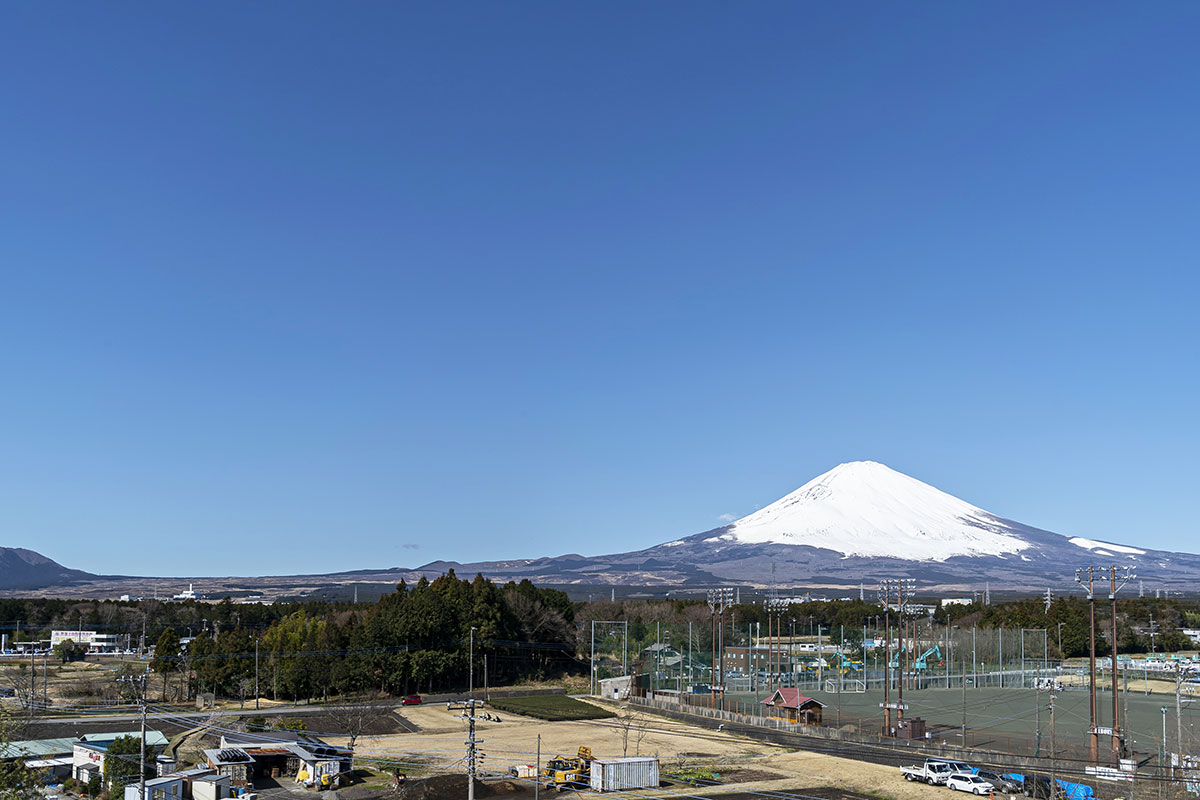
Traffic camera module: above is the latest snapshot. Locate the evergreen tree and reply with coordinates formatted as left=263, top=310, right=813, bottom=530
left=151, top=628, right=180, bottom=700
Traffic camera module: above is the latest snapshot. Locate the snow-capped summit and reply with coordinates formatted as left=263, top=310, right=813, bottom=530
left=725, top=460, right=1031, bottom=561
left=406, top=460, right=1200, bottom=591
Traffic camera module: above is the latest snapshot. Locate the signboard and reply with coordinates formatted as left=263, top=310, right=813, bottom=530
left=1085, top=766, right=1133, bottom=783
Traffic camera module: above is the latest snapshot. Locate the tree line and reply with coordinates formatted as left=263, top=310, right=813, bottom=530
left=146, top=572, right=578, bottom=702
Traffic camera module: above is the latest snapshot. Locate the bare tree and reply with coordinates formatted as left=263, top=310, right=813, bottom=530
left=614, top=705, right=649, bottom=757
left=326, top=692, right=387, bottom=750
left=237, top=677, right=256, bottom=709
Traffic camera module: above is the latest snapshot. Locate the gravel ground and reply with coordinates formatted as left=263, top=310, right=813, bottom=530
left=343, top=702, right=953, bottom=800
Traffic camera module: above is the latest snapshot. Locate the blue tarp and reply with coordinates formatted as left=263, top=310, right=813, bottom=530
left=1004, top=773, right=1094, bottom=800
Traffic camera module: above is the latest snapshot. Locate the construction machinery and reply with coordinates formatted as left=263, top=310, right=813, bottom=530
left=541, top=746, right=593, bottom=790
left=912, top=645, right=944, bottom=672
left=831, top=652, right=864, bottom=675
left=889, top=645, right=944, bottom=672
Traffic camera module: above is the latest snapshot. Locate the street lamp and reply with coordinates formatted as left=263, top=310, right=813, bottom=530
left=469, top=626, right=478, bottom=696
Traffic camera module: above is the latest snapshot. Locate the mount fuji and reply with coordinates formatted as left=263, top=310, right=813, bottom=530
left=418, top=461, right=1200, bottom=591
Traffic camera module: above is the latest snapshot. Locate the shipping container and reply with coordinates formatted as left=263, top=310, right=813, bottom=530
left=588, top=758, right=659, bottom=793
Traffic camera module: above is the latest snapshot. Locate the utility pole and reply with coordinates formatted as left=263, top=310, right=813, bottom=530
left=118, top=670, right=149, bottom=800
left=449, top=699, right=484, bottom=800
left=254, top=638, right=260, bottom=710
left=536, top=734, right=540, bottom=800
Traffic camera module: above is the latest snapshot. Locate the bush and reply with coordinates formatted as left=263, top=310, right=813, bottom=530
left=272, top=717, right=307, bottom=731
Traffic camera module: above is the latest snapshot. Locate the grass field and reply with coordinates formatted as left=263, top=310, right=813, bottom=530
left=487, top=694, right=615, bottom=721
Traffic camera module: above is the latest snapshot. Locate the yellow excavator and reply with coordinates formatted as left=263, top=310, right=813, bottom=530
left=541, top=746, right=593, bottom=790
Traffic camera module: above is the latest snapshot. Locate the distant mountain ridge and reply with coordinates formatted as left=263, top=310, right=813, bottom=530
left=5, top=461, right=1199, bottom=596
left=0, top=547, right=94, bottom=589
left=412, top=461, right=1200, bottom=590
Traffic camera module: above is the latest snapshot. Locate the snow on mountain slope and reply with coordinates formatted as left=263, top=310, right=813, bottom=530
left=1068, top=536, right=1145, bottom=556
left=723, top=461, right=1032, bottom=561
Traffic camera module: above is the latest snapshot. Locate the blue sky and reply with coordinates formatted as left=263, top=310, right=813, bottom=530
left=1, top=3, right=1197, bottom=577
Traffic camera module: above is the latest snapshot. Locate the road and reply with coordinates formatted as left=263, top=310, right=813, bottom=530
left=23, top=700, right=417, bottom=738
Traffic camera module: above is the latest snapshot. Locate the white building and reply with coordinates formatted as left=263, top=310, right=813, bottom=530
left=50, top=631, right=124, bottom=654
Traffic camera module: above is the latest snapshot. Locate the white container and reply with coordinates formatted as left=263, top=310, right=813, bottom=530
left=588, top=758, right=659, bottom=792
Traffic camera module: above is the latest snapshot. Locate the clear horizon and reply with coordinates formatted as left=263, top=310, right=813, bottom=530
left=2, top=3, right=1197, bottom=575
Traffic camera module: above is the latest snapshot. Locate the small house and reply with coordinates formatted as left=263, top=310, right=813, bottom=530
left=214, top=732, right=352, bottom=789
left=71, top=732, right=169, bottom=783
left=202, top=748, right=254, bottom=786
left=760, top=688, right=824, bottom=724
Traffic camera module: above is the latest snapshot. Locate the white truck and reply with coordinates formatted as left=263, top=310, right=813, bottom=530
left=901, top=758, right=970, bottom=785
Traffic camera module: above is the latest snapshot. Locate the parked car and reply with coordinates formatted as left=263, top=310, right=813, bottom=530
left=975, top=770, right=1020, bottom=793
left=947, top=773, right=994, bottom=794
left=1021, top=774, right=1065, bottom=800
left=901, top=759, right=958, bottom=785
left=401, top=694, right=422, bottom=705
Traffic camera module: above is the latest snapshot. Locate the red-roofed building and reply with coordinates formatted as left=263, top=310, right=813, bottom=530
left=761, top=688, right=824, bottom=724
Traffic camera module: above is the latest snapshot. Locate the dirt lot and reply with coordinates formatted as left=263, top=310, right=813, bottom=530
left=395, top=774, right=884, bottom=800
left=351, top=701, right=943, bottom=800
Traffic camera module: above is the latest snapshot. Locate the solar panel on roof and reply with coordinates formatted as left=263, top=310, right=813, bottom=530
left=216, top=749, right=250, bottom=763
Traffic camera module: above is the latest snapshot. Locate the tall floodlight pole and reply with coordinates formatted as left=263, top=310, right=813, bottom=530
left=878, top=579, right=908, bottom=736
left=762, top=599, right=772, bottom=691
left=707, top=590, right=732, bottom=708
left=764, top=597, right=787, bottom=691
left=1076, top=567, right=1099, bottom=765
left=718, top=587, right=733, bottom=703
left=1176, top=669, right=1184, bottom=780
left=1108, top=564, right=1134, bottom=765
left=897, top=579, right=914, bottom=721
left=708, top=591, right=716, bottom=707
left=879, top=581, right=891, bottom=736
